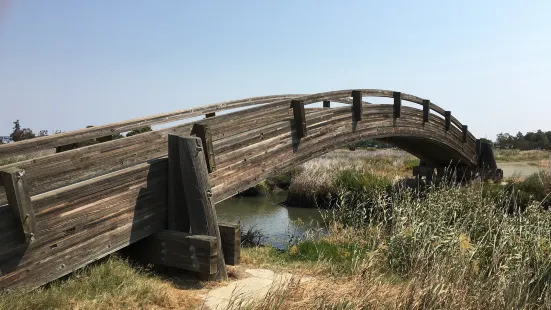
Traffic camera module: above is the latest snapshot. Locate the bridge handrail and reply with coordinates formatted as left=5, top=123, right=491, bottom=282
left=0, top=89, right=471, bottom=158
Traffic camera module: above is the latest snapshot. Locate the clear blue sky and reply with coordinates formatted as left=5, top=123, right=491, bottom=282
left=1, top=1, right=550, bottom=140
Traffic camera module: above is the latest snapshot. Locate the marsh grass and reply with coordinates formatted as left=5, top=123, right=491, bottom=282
left=244, top=171, right=551, bottom=309
left=495, top=149, right=551, bottom=163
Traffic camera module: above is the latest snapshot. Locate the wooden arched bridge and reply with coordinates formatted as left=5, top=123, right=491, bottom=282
left=0, top=89, right=501, bottom=291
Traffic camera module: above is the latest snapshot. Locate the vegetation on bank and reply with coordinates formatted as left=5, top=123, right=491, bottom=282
left=0, top=256, right=202, bottom=310
left=242, top=169, right=551, bottom=309
left=494, top=148, right=550, bottom=163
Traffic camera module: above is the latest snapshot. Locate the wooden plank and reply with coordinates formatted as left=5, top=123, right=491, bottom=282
left=210, top=113, right=476, bottom=200
left=0, top=124, right=191, bottom=206
left=462, top=125, right=468, bottom=143
left=177, top=136, right=227, bottom=280
left=323, top=100, right=330, bottom=108
left=0, top=162, right=167, bottom=291
left=191, top=124, right=216, bottom=173
left=393, top=92, right=401, bottom=119
left=0, top=94, right=304, bottom=158
left=352, top=90, right=363, bottom=122
left=444, top=111, right=451, bottom=131
left=219, top=223, right=240, bottom=265
left=137, top=230, right=218, bottom=274
left=168, top=135, right=190, bottom=232
left=423, top=100, right=430, bottom=123
left=0, top=168, right=37, bottom=244
left=291, top=100, right=307, bottom=139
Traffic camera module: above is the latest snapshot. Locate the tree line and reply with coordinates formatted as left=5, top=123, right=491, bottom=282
left=493, top=130, right=551, bottom=150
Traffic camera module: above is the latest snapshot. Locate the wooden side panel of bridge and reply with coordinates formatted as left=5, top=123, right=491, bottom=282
left=0, top=89, right=501, bottom=291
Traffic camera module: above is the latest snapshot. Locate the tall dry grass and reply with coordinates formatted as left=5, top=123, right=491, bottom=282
left=244, top=170, right=551, bottom=309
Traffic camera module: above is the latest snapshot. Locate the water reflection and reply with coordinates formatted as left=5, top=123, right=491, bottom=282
left=215, top=192, right=326, bottom=249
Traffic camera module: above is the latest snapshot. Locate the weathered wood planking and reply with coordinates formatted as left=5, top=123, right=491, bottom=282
left=208, top=110, right=476, bottom=201
left=0, top=95, right=305, bottom=158
left=218, top=223, right=240, bottom=266
left=135, top=230, right=218, bottom=274
left=0, top=159, right=168, bottom=291
left=210, top=106, right=475, bottom=179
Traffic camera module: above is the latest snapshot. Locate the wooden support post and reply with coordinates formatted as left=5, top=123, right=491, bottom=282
left=219, top=223, right=241, bottom=265
left=0, top=167, right=37, bottom=243
left=291, top=100, right=307, bottom=139
left=476, top=139, right=481, bottom=156
left=323, top=100, right=330, bottom=108
left=205, top=112, right=216, bottom=118
left=178, top=136, right=228, bottom=280
left=191, top=124, right=216, bottom=173
left=462, top=125, right=468, bottom=143
left=444, top=111, right=451, bottom=131
left=139, top=230, right=218, bottom=274
left=352, top=90, right=362, bottom=122
left=422, top=100, right=430, bottom=123
left=393, top=92, right=401, bottom=119
left=168, top=135, right=190, bottom=232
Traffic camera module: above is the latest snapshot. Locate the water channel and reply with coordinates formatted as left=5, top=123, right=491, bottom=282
left=215, top=192, right=326, bottom=249
left=216, top=162, right=543, bottom=248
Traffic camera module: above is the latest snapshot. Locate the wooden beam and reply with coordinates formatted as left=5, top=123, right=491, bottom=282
left=444, top=111, right=451, bottom=131
left=178, top=136, right=227, bottom=280
left=352, top=90, right=362, bottom=122
left=393, top=92, right=401, bottom=119
left=291, top=100, right=307, bottom=139
left=139, top=230, right=218, bottom=274
left=422, top=100, right=430, bottom=123
left=219, top=223, right=241, bottom=265
left=323, top=100, right=330, bottom=108
left=462, top=125, right=468, bottom=143
left=0, top=167, right=36, bottom=243
left=191, top=124, right=216, bottom=173
left=168, top=135, right=190, bottom=232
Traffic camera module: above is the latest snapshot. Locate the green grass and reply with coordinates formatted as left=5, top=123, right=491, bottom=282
left=0, top=256, right=187, bottom=310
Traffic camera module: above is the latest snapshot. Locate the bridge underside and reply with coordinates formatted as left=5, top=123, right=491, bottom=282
left=377, top=136, right=470, bottom=166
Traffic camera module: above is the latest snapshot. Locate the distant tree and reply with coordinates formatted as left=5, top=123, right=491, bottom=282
left=480, top=138, right=493, bottom=146
left=10, top=120, right=36, bottom=142
left=126, top=126, right=152, bottom=137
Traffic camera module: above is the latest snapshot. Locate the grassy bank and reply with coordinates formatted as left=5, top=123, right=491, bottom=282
left=242, top=171, right=551, bottom=309
left=0, top=256, right=205, bottom=310
left=494, top=149, right=551, bottom=163
left=286, top=149, right=418, bottom=208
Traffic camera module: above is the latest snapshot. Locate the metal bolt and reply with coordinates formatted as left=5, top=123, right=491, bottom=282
left=24, top=214, right=30, bottom=223
left=206, top=189, right=212, bottom=198
left=16, top=171, right=25, bottom=179
left=196, top=146, right=203, bottom=151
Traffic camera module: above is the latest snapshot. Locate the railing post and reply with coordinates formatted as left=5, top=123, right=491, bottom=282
left=393, top=92, right=401, bottom=119
left=291, top=100, right=307, bottom=139
left=444, top=111, right=451, bottom=131
left=0, top=167, right=37, bottom=244
left=422, top=100, right=430, bottom=123
left=352, top=90, right=362, bottom=122
left=191, top=124, right=216, bottom=173
left=323, top=100, right=330, bottom=108
left=462, top=125, right=468, bottom=143
left=176, top=136, right=228, bottom=280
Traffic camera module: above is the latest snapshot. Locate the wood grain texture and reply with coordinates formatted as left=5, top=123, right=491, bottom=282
left=218, top=223, right=240, bottom=266
left=177, top=136, right=227, bottom=280
left=135, top=230, right=218, bottom=274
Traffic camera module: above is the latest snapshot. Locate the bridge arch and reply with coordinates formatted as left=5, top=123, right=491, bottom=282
left=202, top=90, right=484, bottom=202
